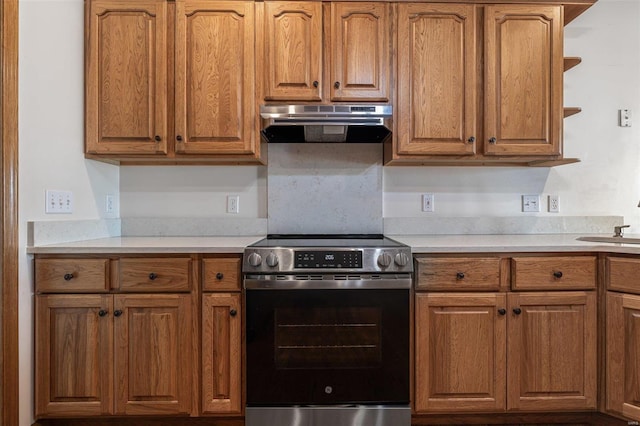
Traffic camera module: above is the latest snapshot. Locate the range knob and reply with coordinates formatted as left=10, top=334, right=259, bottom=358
left=377, top=252, right=393, bottom=268
left=394, top=252, right=410, bottom=267
left=266, top=252, right=279, bottom=267
left=247, top=252, right=263, bottom=267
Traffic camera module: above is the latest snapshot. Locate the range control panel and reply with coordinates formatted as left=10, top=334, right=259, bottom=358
left=294, top=251, right=363, bottom=269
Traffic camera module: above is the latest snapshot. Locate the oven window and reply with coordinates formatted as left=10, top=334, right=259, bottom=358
left=275, top=307, right=381, bottom=369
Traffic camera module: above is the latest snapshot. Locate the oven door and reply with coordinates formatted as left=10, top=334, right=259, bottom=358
left=245, top=286, right=409, bottom=406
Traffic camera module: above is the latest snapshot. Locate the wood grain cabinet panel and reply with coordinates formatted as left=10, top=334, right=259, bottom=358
left=329, top=2, right=389, bottom=101
left=118, top=257, right=192, bottom=292
left=396, top=3, right=477, bottom=156
left=415, top=293, right=507, bottom=413
left=511, top=255, right=597, bottom=290
left=35, top=258, right=109, bottom=293
left=114, top=294, right=192, bottom=415
left=484, top=5, right=563, bottom=156
left=202, top=293, right=242, bottom=414
left=262, top=1, right=389, bottom=102
left=507, top=292, right=597, bottom=411
left=203, top=257, right=241, bottom=291
left=85, top=0, right=168, bottom=154
left=606, top=292, right=640, bottom=421
left=175, top=1, right=256, bottom=154
left=264, top=1, right=323, bottom=101
left=607, top=256, right=640, bottom=294
left=415, top=257, right=502, bottom=291
left=35, top=295, right=113, bottom=417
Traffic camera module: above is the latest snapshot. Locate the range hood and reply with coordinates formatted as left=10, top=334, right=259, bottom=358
left=260, top=104, right=392, bottom=143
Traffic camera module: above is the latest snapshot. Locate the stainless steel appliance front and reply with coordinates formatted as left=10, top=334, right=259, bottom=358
left=243, top=235, right=412, bottom=426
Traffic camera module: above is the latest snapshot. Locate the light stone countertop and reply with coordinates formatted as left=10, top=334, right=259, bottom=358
left=25, top=233, right=640, bottom=255
left=26, top=236, right=265, bottom=254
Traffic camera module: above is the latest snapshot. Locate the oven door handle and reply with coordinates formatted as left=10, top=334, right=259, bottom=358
left=244, top=275, right=412, bottom=290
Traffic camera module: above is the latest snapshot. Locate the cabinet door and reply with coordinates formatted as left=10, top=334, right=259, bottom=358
left=329, top=2, right=389, bottom=101
left=35, top=295, right=113, bottom=417
left=415, top=293, right=507, bottom=412
left=484, top=5, right=563, bottom=156
left=396, top=4, right=477, bottom=156
left=113, top=294, right=192, bottom=415
left=264, top=1, right=322, bottom=101
left=85, top=0, right=168, bottom=154
left=202, top=293, right=242, bottom=414
left=607, top=292, right=640, bottom=421
left=507, top=292, right=596, bottom=411
left=175, top=0, right=256, bottom=155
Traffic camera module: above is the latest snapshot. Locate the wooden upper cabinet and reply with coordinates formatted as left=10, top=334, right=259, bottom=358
left=507, top=291, right=596, bottom=411
left=484, top=5, right=563, bottom=156
left=329, top=2, right=389, bottom=102
left=262, top=1, right=389, bottom=102
left=175, top=1, right=256, bottom=154
left=264, top=1, right=323, bottom=101
left=86, top=1, right=168, bottom=155
left=396, top=3, right=477, bottom=156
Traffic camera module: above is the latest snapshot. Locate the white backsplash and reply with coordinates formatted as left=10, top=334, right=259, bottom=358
left=267, top=143, right=383, bottom=235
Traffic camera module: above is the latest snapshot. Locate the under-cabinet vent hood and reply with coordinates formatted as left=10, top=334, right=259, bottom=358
left=260, top=104, right=392, bottom=143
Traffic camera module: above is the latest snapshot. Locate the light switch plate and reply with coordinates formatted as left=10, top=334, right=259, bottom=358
left=522, top=194, right=540, bottom=212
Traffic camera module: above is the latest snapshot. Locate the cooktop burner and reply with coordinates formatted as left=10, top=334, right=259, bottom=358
left=250, top=234, right=406, bottom=248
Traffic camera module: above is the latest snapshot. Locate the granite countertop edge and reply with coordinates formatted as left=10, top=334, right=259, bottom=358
left=25, top=233, right=640, bottom=255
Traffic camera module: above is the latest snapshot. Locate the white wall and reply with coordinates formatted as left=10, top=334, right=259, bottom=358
left=18, top=0, right=119, bottom=423
left=16, top=0, right=640, bottom=425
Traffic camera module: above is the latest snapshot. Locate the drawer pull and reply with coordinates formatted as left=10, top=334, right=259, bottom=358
left=456, top=272, right=465, bottom=280
left=114, top=310, right=123, bottom=317
left=148, top=272, right=158, bottom=281
left=498, top=308, right=506, bottom=316
left=216, top=272, right=224, bottom=280
left=553, top=271, right=563, bottom=279
left=98, top=309, right=108, bottom=317
left=230, top=309, right=237, bottom=317
left=63, top=273, right=74, bottom=281
left=513, top=308, right=522, bottom=315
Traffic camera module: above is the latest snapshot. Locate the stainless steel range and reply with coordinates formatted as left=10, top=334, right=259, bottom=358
left=243, top=234, right=412, bottom=426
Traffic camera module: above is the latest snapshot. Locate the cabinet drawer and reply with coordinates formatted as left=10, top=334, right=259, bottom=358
left=119, top=258, right=192, bottom=292
left=607, top=256, right=640, bottom=294
left=203, top=257, right=241, bottom=291
left=35, top=258, right=109, bottom=293
left=511, top=256, right=596, bottom=290
left=415, top=257, right=502, bottom=291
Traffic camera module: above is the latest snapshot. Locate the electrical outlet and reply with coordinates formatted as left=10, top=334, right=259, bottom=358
left=548, top=195, right=560, bottom=213
left=105, top=194, right=115, bottom=214
left=45, top=190, right=73, bottom=214
left=227, top=195, right=240, bottom=214
left=522, top=194, right=540, bottom=212
left=619, top=109, right=632, bottom=127
left=422, top=193, right=434, bottom=212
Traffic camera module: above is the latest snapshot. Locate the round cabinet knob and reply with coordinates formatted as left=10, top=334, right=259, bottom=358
left=467, top=136, right=476, bottom=144
left=377, top=253, right=392, bottom=268
left=176, top=135, right=183, bottom=141
left=154, top=135, right=162, bottom=142
left=113, top=310, right=123, bottom=317
left=498, top=308, right=507, bottom=316
left=394, top=252, right=410, bottom=267
left=334, top=81, right=340, bottom=89
left=148, top=272, right=158, bottom=280
left=489, top=137, right=497, bottom=144
left=247, top=252, right=263, bottom=267
left=456, top=272, right=465, bottom=280
left=216, top=272, right=224, bottom=280
left=313, top=81, right=319, bottom=88
left=230, top=309, right=237, bottom=317
left=553, top=271, right=563, bottom=279
left=98, top=309, right=108, bottom=317
left=513, top=308, right=522, bottom=315
left=266, top=252, right=279, bottom=267
left=63, top=273, right=74, bottom=281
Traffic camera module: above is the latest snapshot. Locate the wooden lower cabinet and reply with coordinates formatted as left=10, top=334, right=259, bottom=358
left=507, top=291, right=597, bottom=411
left=415, top=291, right=597, bottom=414
left=36, top=294, right=192, bottom=417
left=415, top=293, right=507, bottom=412
left=606, top=292, right=640, bottom=421
left=201, top=293, right=242, bottom=414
